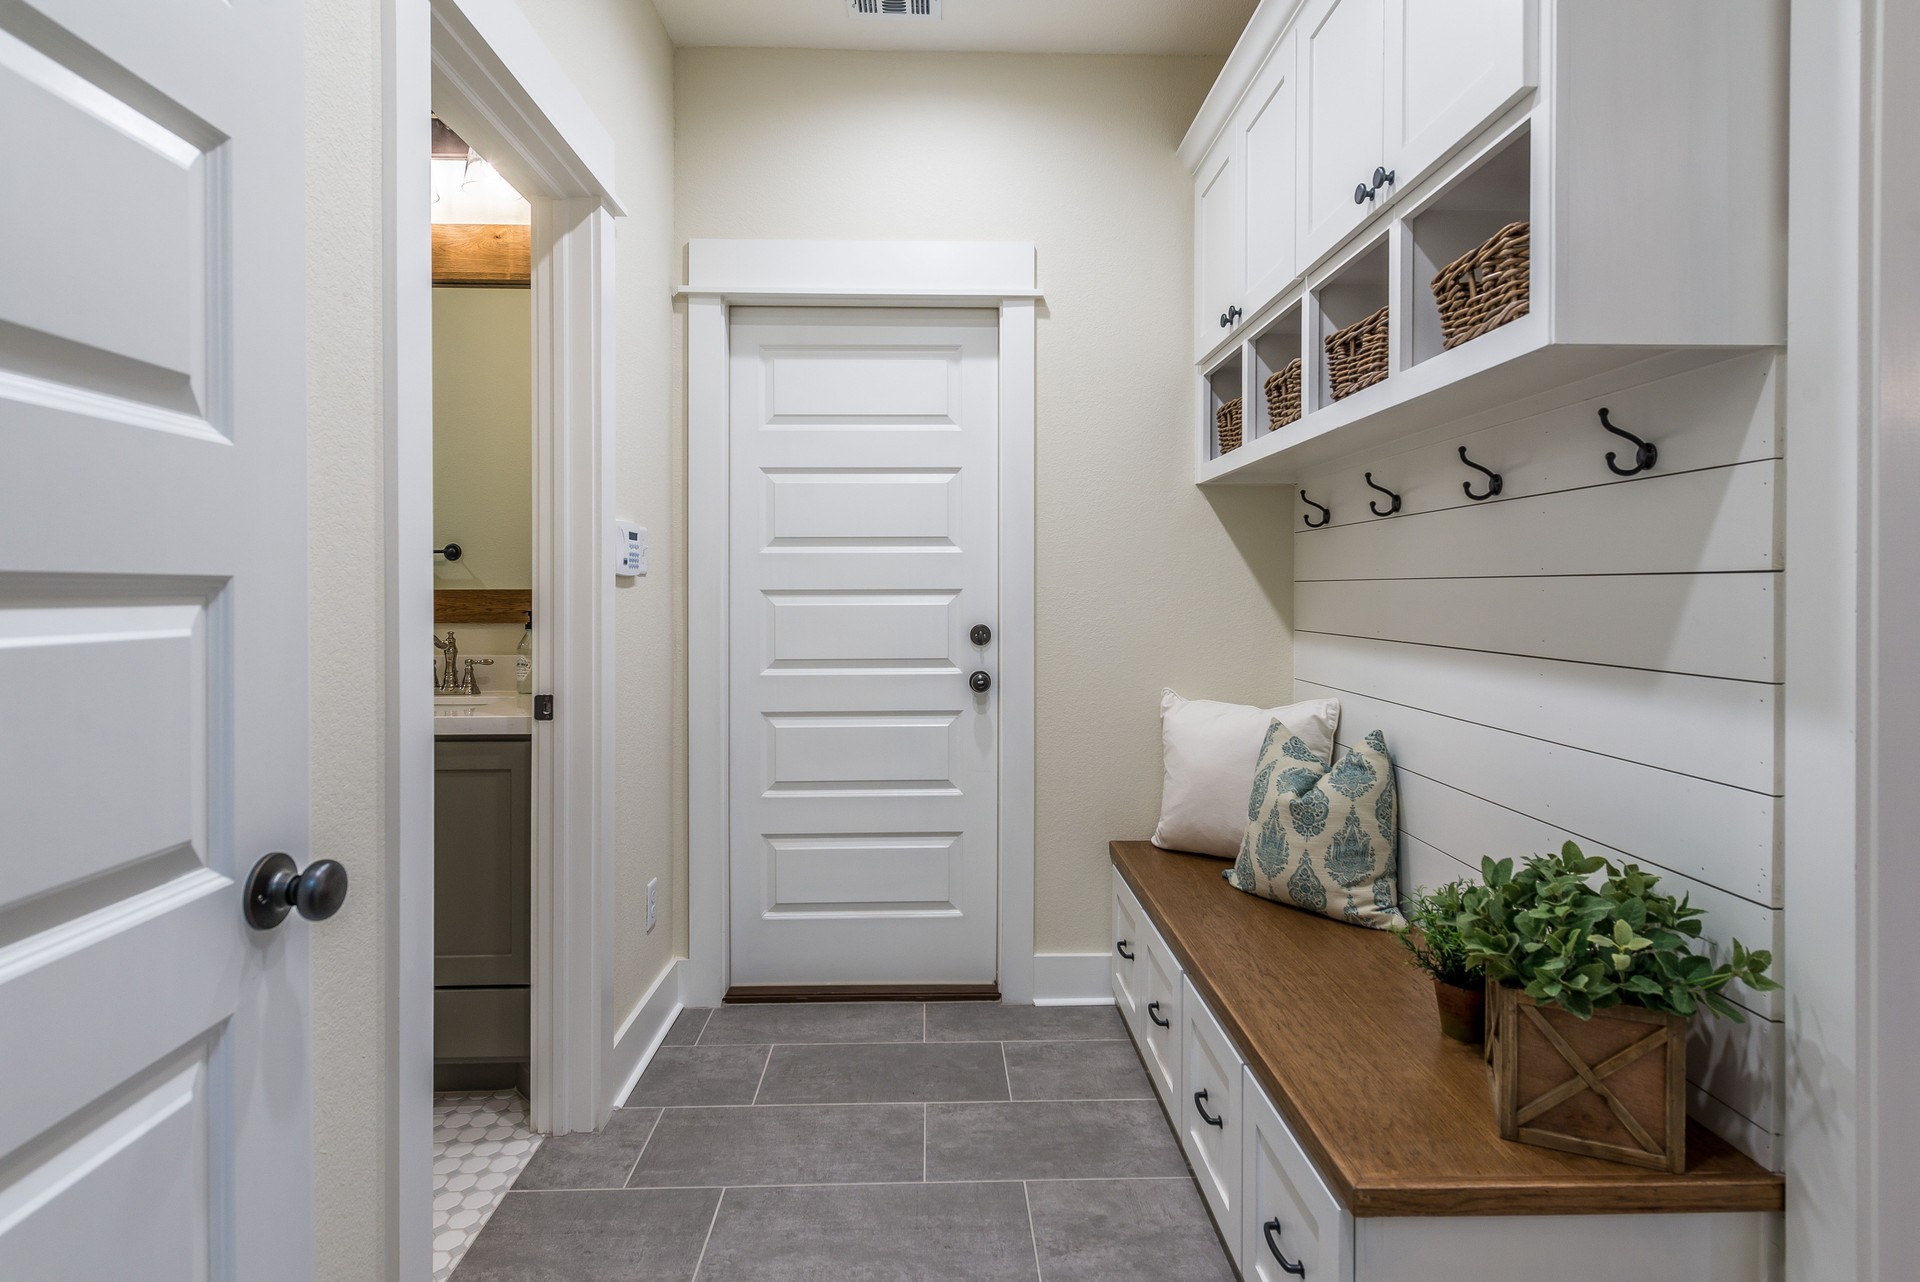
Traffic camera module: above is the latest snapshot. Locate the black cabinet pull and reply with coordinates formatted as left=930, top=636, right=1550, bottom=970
left=1115, top=940, right=1135, bottom=961
left=1263, top=1219, right=1307, bottom=1276
left=1194, top=1089, right=1225, bottom=1128
left=1148, top=1001, right=1170, bottom=1028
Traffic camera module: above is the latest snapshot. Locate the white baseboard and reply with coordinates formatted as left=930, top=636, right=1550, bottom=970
left=1031, top=953, right=1114, bottom=1005
left=607, top=958, right=685, bottom=1112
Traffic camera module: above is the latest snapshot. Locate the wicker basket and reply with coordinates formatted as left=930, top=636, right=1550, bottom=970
left=1432, top=220, right=1530, bottom=350
left=1325, top=307, right=1390, bottom=401
left=1215, top=397, right=1244, bottom=454
left=1263, top=359, right=1302, bottom=432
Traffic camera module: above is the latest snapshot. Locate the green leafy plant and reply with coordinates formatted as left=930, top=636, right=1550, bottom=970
left=1455, top=842, right=1780, bottom=1022
left=1393, top=880, right=1478, bottom=989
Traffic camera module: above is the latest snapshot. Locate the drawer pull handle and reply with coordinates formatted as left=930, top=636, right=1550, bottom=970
left=1115, top=940, right=1135, bottom=960
left=1263, top=1218, right=1307, bottom=1276
left=1194, top=1089, right=1225, bottom=1128
left=1147, top=1001, right=1170, bottom=1028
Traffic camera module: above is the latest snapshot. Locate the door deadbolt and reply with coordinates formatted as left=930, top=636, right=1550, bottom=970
left=970, top=624, right=992, bottom=646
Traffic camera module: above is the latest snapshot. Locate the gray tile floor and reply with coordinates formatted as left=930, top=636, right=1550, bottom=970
left=453, top=1002, right=1236, bottom=1281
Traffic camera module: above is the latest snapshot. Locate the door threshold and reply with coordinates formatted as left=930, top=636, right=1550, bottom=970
left=724, top=983, right=1001, bottom=1004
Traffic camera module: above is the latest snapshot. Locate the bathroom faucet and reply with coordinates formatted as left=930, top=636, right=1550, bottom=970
left=461, top=657, right=494, bottom=696
left=433, top=630, right=458, bottom=690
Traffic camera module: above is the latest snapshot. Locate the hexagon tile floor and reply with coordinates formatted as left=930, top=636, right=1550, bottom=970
left=432, top=1092, right=542, bottom=1280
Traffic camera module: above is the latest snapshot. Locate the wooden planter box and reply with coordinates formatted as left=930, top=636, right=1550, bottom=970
left=1487, top=984, right=1688, bottom=1172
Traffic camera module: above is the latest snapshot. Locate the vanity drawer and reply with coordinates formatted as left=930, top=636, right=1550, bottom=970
left=1181, top=976, right=1245, bottom=1260
left=1111, top=871, right=1149, bottom=1033
left=1140, top=924, right=1183, bottom=1107
left=1243, top=1068, right=1354, bottom=1282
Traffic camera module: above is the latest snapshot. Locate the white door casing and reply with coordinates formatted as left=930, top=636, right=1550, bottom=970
left=0, top=1, right=311, bottom=1279
left=728, top=308, right=1000, bottom=987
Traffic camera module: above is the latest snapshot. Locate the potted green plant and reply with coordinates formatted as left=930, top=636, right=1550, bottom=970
left=1393, top=880, right=1484, bottom=1043
left=1456, top=842, right=1780, bottom=1172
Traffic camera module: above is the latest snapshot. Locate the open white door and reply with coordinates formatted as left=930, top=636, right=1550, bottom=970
left=0, top=1, right=318, bottom=1279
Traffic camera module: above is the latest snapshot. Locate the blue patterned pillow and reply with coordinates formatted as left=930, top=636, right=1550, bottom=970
left=1224, top=722, right=1404, bottom=930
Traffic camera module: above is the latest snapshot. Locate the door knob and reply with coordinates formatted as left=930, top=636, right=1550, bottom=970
left=969, top=670, right=992, bottom=693
left=970, top=624, right=992, bottom=646
left=244, top=852, right=350, bottom=930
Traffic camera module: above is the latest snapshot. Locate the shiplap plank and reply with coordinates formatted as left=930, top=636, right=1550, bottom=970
left=1381, top=766, right=1782, bottom=1018
left=1297, top=573, right=1779, bottom=683
left=1295, top=351, right=1780, bottom=522
left=1300, top=683, right=1779, bottom=904
left=1298, top=634, right=1779, bottom=794
left=1294, top=460, right=1781, bottom=581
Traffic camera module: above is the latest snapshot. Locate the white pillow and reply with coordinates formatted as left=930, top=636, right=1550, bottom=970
left=1150, top=689, right=1340, bottom=858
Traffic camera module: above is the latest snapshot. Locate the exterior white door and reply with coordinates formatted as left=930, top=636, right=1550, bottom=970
left=0, top=2, right=315, bottom=1279
left=729, top=308, right=1000, bottom=988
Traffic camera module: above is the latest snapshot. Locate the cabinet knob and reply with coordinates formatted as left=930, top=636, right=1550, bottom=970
left=1219, top=305, right=1244, bottom=328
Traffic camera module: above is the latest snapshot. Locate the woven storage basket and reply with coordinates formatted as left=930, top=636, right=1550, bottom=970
left=1432, top=220, right=1530, bottom=350
left=1215, top=396, right=1244, bottom=454
left=1325, top=307, right=1390, bottom=401
left=1263, top=359, right=1302, bottom=432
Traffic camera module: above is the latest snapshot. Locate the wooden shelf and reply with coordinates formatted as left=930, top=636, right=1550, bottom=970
left=1110, top=840, right=1785, bottom=1218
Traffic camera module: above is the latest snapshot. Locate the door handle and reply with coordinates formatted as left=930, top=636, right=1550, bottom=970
left=1148, top=1001, right=1171, bottom=1028
left=1194, top=1089, right=1225, bottom=1128
left=1263, top=1219, right=1307, bottom=1276
left=244, top=852, right=350, bottom=930
left=969, top=670, right=992, bottom=693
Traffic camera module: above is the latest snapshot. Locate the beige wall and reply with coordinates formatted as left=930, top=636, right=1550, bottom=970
left=306, top=0, right=387, bottom=1274
left=674, top=48, right=1294, bottom=955
left=514, top=0, right=681, bottom=1025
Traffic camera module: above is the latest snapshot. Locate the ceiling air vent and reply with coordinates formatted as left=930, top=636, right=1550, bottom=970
left=848, top=0, right=941, bottom=18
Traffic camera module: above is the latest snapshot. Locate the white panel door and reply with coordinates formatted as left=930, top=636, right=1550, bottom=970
left=1299, top=0, right=1388, bottom=267
left=1195, top=140, right=1247, bottom=357
left=0, top=1, right=312, bottom=1279
left=1385, top=0, right=1534, bottom=193
left=1240, top=31, right=1301, bottom=315
left=730, top=309, right=999, bottom=987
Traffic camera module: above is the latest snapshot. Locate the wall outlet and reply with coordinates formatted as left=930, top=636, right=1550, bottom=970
left=646, top=878, right=658, bottom=932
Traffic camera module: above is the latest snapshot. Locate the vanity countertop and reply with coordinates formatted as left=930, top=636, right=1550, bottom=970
left=433, top=693, right=532, bottom=737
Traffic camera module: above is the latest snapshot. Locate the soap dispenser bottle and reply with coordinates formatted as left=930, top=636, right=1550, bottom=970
left=515, top=613, right=533, bottom=694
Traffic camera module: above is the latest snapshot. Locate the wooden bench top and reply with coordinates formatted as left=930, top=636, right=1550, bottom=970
left=1111, top=840, right=1786, bottom=1218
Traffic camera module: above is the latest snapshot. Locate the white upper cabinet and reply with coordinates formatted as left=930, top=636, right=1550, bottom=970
left=1240, top=33, right=1301, bottom=318
left=1195, top=141, right=1248, bottom=355
left=1299, top=0, right=1388, bottom=269
left=1385, top=0, right=1535, bottom=199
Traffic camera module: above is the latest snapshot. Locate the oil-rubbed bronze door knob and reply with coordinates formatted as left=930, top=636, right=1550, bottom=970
left=244, top=852, right=350, bottom=930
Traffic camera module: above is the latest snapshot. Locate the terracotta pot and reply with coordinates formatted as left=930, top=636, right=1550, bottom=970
left=1433, top=978, right=1486, bottom=1044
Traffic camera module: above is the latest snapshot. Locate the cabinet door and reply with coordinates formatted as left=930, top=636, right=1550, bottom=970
left=1299, top=0, right=1388, bottom=268
left=1385, top=0, right=1534, bottom=192
left=1111, top=872, right=1149, bottom=1033
left=1181, top=977, right=1245, bottom=1265
left=435, top=738, right=532, bottom=986
left=1242, top=1070, right=1355, bottom=1282
left=1240, top=31, right=1301, bottom=315
left=1194, top=137, right=1246, bottom=358
left=1140, top=927, right=1183, bottom=1107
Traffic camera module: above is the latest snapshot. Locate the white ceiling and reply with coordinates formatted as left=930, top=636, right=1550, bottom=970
left=651, top=0, right=1262, bottom=57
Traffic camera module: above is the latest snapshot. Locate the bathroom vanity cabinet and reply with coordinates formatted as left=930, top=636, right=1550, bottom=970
left=434, top=737, right=531, bottom=1085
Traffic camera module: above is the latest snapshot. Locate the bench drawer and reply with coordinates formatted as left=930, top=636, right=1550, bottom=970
left=1140, top=925, right=1183, bottom=1106
left=1243, top=1068, right=1354, bottom=1282
left=1181, top=976, right=1245, bottom=1260
left=1111, top=871, right=1149, bottom=1033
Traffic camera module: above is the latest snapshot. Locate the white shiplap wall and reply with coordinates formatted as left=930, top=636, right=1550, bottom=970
left=1290, top=352, right=1784, bottom=1169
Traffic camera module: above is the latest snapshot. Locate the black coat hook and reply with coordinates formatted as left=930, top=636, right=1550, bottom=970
left=1364, top=472, right=1402, bottom=517
left=1458, top=446, right=1503, bottom=501
left=433, top=543, right=463, bottom=562
left=1301, top=491, right=1330, bottom=528
left=1598, top=408, right=1658, bottom=476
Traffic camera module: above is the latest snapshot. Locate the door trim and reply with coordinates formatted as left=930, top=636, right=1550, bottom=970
left=685, top=240, right=1040, bottom=1008
left=390, top=3, right=620, bottom=1275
